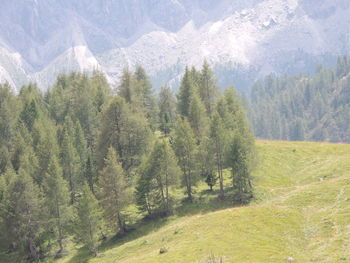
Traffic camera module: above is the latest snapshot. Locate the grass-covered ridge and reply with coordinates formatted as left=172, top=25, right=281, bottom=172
left=38, top=140, right=350, bottom=263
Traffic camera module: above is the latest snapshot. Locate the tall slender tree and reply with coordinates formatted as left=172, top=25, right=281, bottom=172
left=172, top=119, right=197, bottom=201
left=227, top=134, right=254, bottom=203
left=177, top=67, right=194, bottom=117
left=209, top=113, right=228, bottom=199
left=136, top=140, right=180, bottom=215
left=75, top=184, right=103, bottom=256
left=43, top=155, right=72, bottom=253
left=159, top=86, right=177, bottom=135
left=0, top=169, right=45, bottom=261
left=188, top=93, right=209, bottom=140
left=199, top=61, right=218, bottom=116
left=118, top=67, right=134, bottom=104
left=98, top=147, right=130, bottom=234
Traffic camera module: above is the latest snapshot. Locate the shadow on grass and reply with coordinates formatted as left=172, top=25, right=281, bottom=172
left=66, top=188, right=242, bottom=263
left=66, top=216, right=170, bottom=263
left=175, top=189, right=236, bottom=217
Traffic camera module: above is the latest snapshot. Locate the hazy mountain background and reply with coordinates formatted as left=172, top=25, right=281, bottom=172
left=0, top=0, right=349, bottom=91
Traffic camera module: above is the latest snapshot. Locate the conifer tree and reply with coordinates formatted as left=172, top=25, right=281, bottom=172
left=85, top=149, right=96, bottom=193
left=98, top=147, right=130, bottom=234
left=0, top=146, right=11, bottom=175
left=0, top=169, right=45, bottom=261
left=227, top=134, right=254, bottom=203
left=136, top=140, right=180, bottom=215
left=31, top=120, right=60, bottom=187
left=134, top=66, right=158, bottom=128
left=61, top=117, right=81, bottom=203
left=118, top=67, right=134, bottom=104
left=75, top=184, right=103, bottom=256
left=43, top=155, right=72, bottom=253
left=199, top=61, right=218, bottom=116
left=158, top=86, right=177, bottom=135
left=74, top=120, right=88, bottom=182
left=97, top=97, right=152, bottom=173
left=209, top=113, right=228, bottom=199
left=90, top=70, right=112, bottom=112
left=0, top=83, right=18, bottom=151
left=177, top=67, right=194, bottom=117
left=20, top=100, right=39, bottom=131
left=188, top=93, right=209, bottom=140
left=197, top=137, right=217, bottom=191
left=172, top=119, right=197, bottom=201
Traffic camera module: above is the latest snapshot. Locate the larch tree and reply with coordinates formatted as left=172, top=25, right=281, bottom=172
left=98, top=147, right=130, bottom=235
left=0, top=169, right=45, bottom=261
left=197, top=137, right=217, bottom=191
left=136, top=140, right=180, bottom=215
left=43, top=155, right=72, bottom=253
left=96, top=97, right=152, bottom=174
left=227, top=133, right=254, bottom=203
left=134, top=66, right=158, bottom=128
left=199, top=60, right=218, bottom=116
left=172, top=118, right=197, bottom=201
left=158, top=85, right=177, bottom=136
left=209, top=113, right=228, bottom=199
left=118, top=67, right=134, bottom=104
left=188, top=93, right=209, bottom=140
left=75, top=184, right=103, bottom=257
left=61, top=117, right=81, bottom=204
left=177, top=67, right=195, bottom=117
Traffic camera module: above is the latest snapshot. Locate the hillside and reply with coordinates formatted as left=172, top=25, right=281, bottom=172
left=27, top=140, right=350, bottom=263
left=250, top=57, right=350, bottom=143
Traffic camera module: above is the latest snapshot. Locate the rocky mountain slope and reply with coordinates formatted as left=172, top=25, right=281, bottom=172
left=0, top=0, right=349, bottom=91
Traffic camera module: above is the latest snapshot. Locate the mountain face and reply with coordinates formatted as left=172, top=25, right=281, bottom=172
left=0, top=0, right=349, bottom=91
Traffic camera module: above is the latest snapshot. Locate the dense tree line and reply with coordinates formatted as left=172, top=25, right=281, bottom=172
left=250, top=56, right=350, bottom=142
left=0, top=63, right=255, bottom=261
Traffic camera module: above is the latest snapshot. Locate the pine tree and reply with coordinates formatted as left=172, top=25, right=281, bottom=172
left=136, top=140, right=180, bottom=215
left=134, top=66, right=158, bottom=128
left=85, top=148, right=96, bottom=194
left=61, top=117, right=81, bottom=204
left=188, top=93, right=209, bottom=140
left=118, top=67, right=134, bottom=104
left=177, top=67, right=194, bottom=117
left=197, top=137, right=217, bottom=191
left=74, top=120, right=88, bottom=184
left=199, top=61, right=218, bottom=116
left=0, top=169, right=45, bottom=261
left=97, top=97, right=152, bottom=173
left=20, top=100, right=39, bottom=131
left=209, top=113, right=228, bottom=199
left=98, top=147, right=130, bottom=234
left=90, top=70, right=112, bottom=112
left=43, top=155, right=72, bottom=253
left=32, top=120, right=60, bottom=187
left=0, top=146, right=11, bottom=175
left=227, top=134, right=254, bottom=203
left=75, top=184, right=103, bottom=256
left=0, top=83, right=18, bottom=152
left=172, top=119, right=197, bottom=201
left=158, top=86, right=177, bottom=135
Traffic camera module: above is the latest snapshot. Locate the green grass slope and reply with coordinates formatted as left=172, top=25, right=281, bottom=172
left=65, top=140, right=350, bottom=263
left=4, top=140, right=350, bottom=263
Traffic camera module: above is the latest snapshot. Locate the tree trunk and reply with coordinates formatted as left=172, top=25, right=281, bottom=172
left=117, top=212, right=126, bottom=235
left=165, top=167, right=170, bottom=215
left=56, top=199, right=64, bottom=252
left=217, top=153, right=224, bottom=199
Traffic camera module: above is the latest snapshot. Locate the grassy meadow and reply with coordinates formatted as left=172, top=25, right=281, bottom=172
left=3, top=140, right=350, bottom=263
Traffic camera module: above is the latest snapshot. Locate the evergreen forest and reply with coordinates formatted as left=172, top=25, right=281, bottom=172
left=0, top=63, right=255, bottom=261
left=250, top=56, right=350, bottom=142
